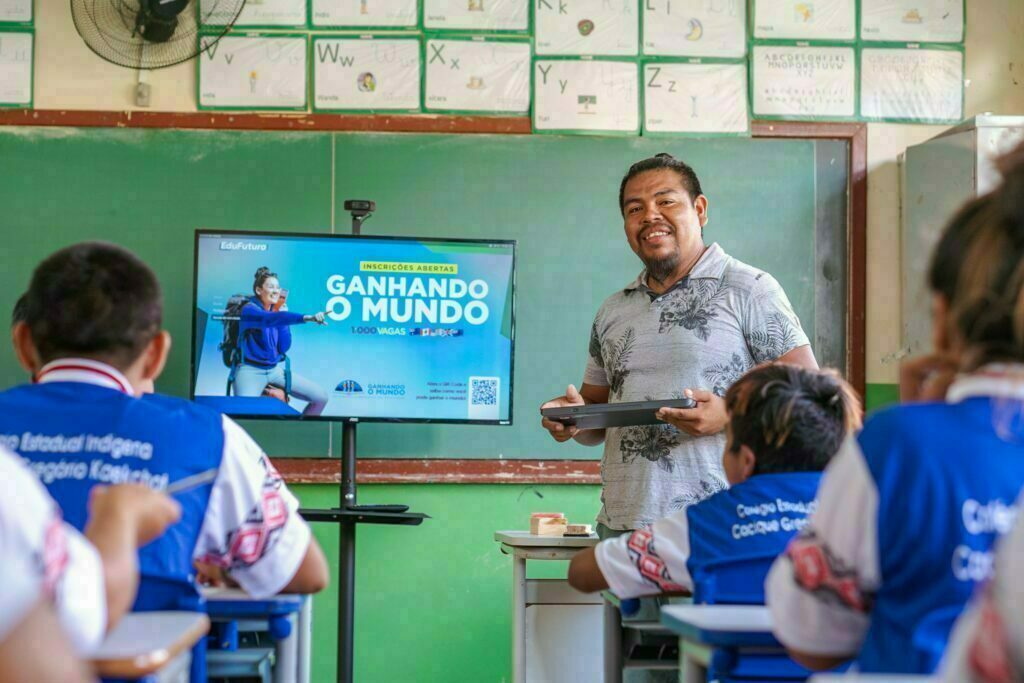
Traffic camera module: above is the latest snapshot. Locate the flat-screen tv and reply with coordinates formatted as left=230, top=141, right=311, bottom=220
left=191, top=230, right=515, bottom=424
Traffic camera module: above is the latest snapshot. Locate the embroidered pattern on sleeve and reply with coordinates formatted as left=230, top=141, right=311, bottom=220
left=626, top=529, right=685, bottom=592
left=39, top=515, right=69, bottom=598
left=967, top=588, right=1017, bottom=683
left=198, top=457, right=290, bottom=570
left=785, top=531, right=873, bottom=613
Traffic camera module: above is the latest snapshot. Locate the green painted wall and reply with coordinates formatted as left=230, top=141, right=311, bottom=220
left=298, top=484, right=601, bottom=682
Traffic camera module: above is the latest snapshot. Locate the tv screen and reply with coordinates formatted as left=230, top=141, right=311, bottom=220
left=191, top=230, right=515, bottom=424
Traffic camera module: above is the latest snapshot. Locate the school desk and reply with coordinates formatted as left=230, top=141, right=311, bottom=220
left=661, top=604, right=781, bottom=683
left=495, top=530, right=602, bottom=683
left=202, top=586, right=311, bottom=683
left=90, top=611, right=210, bottom=682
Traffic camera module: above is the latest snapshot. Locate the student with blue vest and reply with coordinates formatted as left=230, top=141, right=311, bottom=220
left=231, top=266, right=329, bottom=415
left=5, top=242, right=330, bottom=612
left=766, top=151, right=1024, bottom=675
left=566, top=363, right=861, bottom=600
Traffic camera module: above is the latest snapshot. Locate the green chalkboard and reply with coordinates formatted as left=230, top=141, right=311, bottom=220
left=0, top=127, right=848, bottom=459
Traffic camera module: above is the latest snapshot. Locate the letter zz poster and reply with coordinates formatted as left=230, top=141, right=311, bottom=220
left=424, top=38, right=531, bottom=114
left=533, top=59, right=639, bottom=133
left=198, top=34, right=307, bottom=110
left=643, top=61, right=748, bottom=134
left=192, top=233, right=515, bottom=423
left=313, top=36, right=421, bottom=112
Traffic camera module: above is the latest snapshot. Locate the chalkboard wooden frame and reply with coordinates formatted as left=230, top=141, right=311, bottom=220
left=0, top=110, right=865, bottom=484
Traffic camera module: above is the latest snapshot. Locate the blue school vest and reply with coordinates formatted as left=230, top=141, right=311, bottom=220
left=0, top=382, right=225, bottom=602
left=686, top=472, right=822, bottom=605
left=857, top=398, right=1024, bottom=674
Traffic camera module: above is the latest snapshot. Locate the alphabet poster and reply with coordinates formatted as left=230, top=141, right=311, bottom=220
left=533, top=59, right=639, bottom=133
left=424, top=38, right=531, bottom=113
left=534, top=0, right=639, bottom=56
left=424, top=0, right=529, bottom=31
left=860, top=46, right=963, bottom=122
left=311, top=0, right=419, bottom=27
left=751, top=44, right=856, bottom=118
left=643, top=61, right=747, bottom=134
left=643, top=0, right=746, bottom=58
left=0, top=31, right=32, bottom=107
left=198, top=34, right=307, bottom=110
left=0, top=0, right=30, bottom=23
left=313, top=36, right=420, bottom=112
left=861, top=0, right=964, bottom=43
left=753, top=0, right=856, bottom=41
left=200, top=0, right=307, bottom=26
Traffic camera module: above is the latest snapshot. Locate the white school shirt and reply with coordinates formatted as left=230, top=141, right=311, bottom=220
left=0, top=445, right=106, bottom=654
left=34, top=359, right=312, bottom=599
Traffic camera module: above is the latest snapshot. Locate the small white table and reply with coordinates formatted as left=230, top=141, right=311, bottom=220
left=495, top=530, right=601, bottom=683
left=90, top=611, right=210, bottom=682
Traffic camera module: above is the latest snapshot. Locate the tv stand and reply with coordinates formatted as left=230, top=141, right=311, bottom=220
left=299, top=421, right=428, bottom=683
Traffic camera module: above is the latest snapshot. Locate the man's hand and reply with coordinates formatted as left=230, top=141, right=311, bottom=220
left=899, top=353, right=959, bottom=402
left=657, top=389, right=728, bottom=437
left=88, top=484, right=181, bottom=546
left=304, top=312, right=328, bottom=325
left=540, top=384, right=585, bottom=443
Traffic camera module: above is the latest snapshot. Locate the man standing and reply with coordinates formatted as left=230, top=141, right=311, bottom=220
left=541, top=153, right=818, bottom=537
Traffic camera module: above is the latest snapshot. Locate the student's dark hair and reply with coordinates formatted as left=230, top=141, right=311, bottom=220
left=253, top=267, right=278, bottom=295
left=927, top=145, right=1024, bottom=369
left=11, top=293, right=28, bottom=329
left=24, top=242, right=162, bottom=368
left=725, top=364, right=862, bottom=475
left=618, top=153, right=704, bottom=215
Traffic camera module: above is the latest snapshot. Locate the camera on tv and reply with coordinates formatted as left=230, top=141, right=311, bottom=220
left=344, top=200, right=376, bottom=218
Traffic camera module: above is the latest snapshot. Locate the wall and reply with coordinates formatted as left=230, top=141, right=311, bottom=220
left=13, top=3, right=1024, bottom=681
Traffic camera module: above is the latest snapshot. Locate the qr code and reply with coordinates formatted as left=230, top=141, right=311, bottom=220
left=470, top=378, right=498, bottom=406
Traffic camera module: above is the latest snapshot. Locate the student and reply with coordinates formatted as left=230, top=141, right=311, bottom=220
left=0, top=443, right=179, bottom=678
left=12, top=291, right=155, bottom=394
left=567, top=363, right=860, bottom=598
left=765, top=155, right=1024, bottom=675
left=231, top=266, right=329, bottom=416
left=5, top=242, right=330, bottom=610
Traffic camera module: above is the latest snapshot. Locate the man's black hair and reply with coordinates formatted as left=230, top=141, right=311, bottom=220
left=725, top=364, right=862, bottom=475
left=618, top=153, right=704, bottom=214
left=24, top=242, right=163, bottom=369
left=11, top=293, right=27, bottom=329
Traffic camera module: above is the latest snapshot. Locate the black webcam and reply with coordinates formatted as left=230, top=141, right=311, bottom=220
left=343, top=200, right=376, bottom=217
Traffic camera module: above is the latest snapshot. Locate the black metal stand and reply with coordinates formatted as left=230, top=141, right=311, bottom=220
left=296, top=205, right=427, bottom=683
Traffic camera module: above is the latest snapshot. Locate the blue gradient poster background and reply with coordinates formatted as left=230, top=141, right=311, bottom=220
left=192, top=232, right=514, bottom=422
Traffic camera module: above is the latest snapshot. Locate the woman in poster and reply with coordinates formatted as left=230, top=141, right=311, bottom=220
left=233, top=267, right=329, bottom=416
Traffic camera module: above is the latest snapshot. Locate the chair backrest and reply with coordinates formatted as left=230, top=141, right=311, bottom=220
left=691, top=552, right=778, bottom=606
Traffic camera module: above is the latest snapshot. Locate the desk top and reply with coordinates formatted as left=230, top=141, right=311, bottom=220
left=90, top=611, right=209, bottom=678
left=660, top=604, right=779, bottom=648
left=809, top=677, right=935, bottom=683
left=202, top=587, right=305, bottom=616
left=495, top=530, right=600, bottom=547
